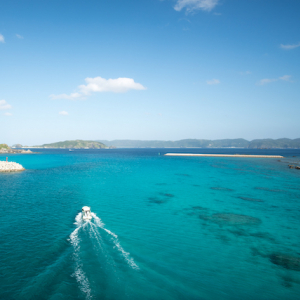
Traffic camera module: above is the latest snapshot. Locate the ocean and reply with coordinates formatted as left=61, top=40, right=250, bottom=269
left=1, top=148, right=300, bottom=300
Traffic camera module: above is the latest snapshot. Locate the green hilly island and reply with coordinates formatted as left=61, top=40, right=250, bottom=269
left=98, top=138, right=300, bottom=149
left=40, top=140, right=107, bottom=149
left=27, top=138, right=300, bottom=149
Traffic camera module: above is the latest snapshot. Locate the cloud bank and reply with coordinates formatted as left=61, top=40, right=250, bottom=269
left=174, top=0, right=219, bottom=13
left=258, top=75, right=292, bottom=85
left=0, top=34, right=5, bottom=43
left=206, top=79, right=220, bottom=85
left=0, top=100, right=12, bottom=110
left=280, top=42, right=300, bottom=50
left=50, top=76, right=146, bottom=100
left=16, top=34, right=24, bottom=39
left=59, top=111, right=69, bottom=115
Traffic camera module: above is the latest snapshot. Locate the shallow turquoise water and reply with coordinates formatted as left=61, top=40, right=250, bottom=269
left=1, top=148, right=300, bottom=300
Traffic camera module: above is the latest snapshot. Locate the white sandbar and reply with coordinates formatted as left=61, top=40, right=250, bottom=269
left=164, top=153, right=283, bottom=158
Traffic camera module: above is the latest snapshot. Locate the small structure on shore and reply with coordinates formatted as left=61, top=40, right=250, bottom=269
left=0, top=161, right=25, bottom=172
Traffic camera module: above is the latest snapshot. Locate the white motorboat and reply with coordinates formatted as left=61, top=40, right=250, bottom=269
left=82, top=206, right=92, bottom=220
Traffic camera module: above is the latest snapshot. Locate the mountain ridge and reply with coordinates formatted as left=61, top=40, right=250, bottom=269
left=97, top=138, right=300, bottom=149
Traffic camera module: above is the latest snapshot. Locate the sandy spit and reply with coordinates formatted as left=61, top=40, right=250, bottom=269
left=164, top=153, right=284, bottom=158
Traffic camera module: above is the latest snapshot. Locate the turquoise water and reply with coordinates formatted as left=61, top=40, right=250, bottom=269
left=1, top=148, right=300, bottom=300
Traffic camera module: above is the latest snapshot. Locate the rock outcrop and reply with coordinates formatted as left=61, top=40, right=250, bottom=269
left=0, top=161, right=25, bottom=172
left=0, top=144, right=33, bottom=154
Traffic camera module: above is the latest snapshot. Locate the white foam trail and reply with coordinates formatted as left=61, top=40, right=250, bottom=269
left=113, top=241, right=139, bottom=270
left=73, top=267, right=92, bottom=299
left=91, top=213, right=105, bottom=228
left=88, top=222, right=104, bottom=252
left=104, top=228, right=118, bottom=239
left=75, top=212, right=83, bottom=226
left=91, top=213, right=139, bottom=270
left=70, top=213, right=92, bottom=300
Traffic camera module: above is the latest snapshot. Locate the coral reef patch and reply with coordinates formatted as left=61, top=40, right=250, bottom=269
left=237, top=196, right=263, bottom=202
left=211, top=187, right=233, bottom=192
left=199, top=213, right=261, bottom=226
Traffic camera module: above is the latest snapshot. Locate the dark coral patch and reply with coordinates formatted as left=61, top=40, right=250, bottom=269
left=192, top=206, right=208, bottom=210
left=211, top=187, right=233, bottom=192
left=175, top=173, right=191, bottom=177
left=148, top=197, right=167, bottom=204
left=238, top=196, right=263, bottom=202
left=213, top=213, right=261, bottom=225
left=255, top=187, right=283, bottom=193
left=160, top=193, right=174, bottom=198
left=148, top=192, right=175, bottom=204
left=200, top=213, right=261, bottom=226
left=269, top=253, right=300, bottom=271
left=228, top=229, right=275, bottom=242
left=182, top=206, right=209, bottom=215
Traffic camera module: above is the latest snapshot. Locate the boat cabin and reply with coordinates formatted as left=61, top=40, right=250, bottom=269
left=82, top=206, right=92, bottom=220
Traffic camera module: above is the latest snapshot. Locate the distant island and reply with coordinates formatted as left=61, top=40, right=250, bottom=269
left=32, top=140, right=108, bottom=149
left=97, top=138, right=300, bottom=149
left=8, top=138, right=300, bottom=149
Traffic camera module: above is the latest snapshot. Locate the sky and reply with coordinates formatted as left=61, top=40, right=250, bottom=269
left=1, top=0, right=300, bottom=145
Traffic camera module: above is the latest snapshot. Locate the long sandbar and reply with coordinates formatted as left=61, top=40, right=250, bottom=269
left=164, top=153, right=283, bottom=158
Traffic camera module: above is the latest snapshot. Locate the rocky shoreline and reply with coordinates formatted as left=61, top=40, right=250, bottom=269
left=0, top=149, right=33, bottom=154
left=0, top=161, right=25, bottom=172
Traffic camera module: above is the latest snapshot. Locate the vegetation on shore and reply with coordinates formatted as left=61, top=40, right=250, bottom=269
left=0, top=144, right=32, bottom=154
left=0, top=144, right=10, bottom=150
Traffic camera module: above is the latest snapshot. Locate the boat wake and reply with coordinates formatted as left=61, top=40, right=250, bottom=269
left=70, top=215, right=92, bottom=299
left=69, top=212, right=139, bottom=299
left=91, top=212, right=139, bottom=270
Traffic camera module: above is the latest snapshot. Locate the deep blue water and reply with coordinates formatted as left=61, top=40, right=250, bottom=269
left=1, top=148, right=300, bottom=300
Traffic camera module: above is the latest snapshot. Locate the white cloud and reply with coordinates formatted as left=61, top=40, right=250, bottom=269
left=174, top=0, right=219, bottom=13
left=59, top=111, right=69, bottom=115
left=51, top=93, right=82, bottom=100
left=0, top=100, right=12, bottom=110
left=4, top=112, right=12, bottom=116
left=239, top=71, right=251, bottom=75
left=258, top=78, right=276, bottom=85
left=279, top=75, right=292, bottom=81
left=0, top=34, right=5, bottom=43
left=257, top=75, right=292, bottom=85
left=206, top=79, right=220, bottom=85
left=280, top=42, right=300, bottom=50
left=50, top=76, right=146, bottom=100
left=16, top=34, right=24, bottom=39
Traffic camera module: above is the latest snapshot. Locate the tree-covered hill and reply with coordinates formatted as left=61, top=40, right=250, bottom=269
left=0, top=144, right=10, bottom=150
left=40, top=140, right=107, bottom=149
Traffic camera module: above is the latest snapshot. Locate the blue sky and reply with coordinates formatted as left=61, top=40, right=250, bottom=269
left=1, top=0, right=299, bottom=145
